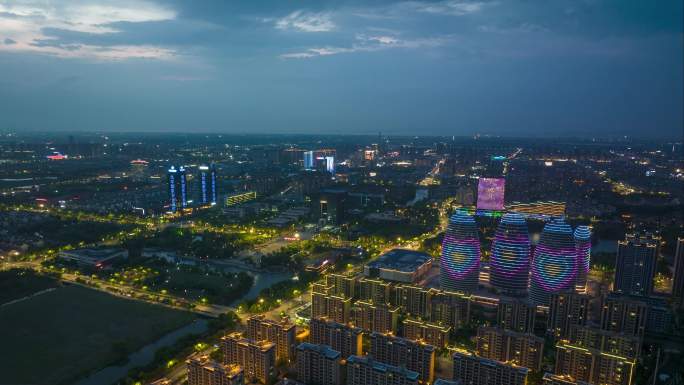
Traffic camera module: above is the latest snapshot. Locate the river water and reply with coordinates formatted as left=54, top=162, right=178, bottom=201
left=73, top=266, right=291, bottom=385
left=73, top=319, right=208, bottom=385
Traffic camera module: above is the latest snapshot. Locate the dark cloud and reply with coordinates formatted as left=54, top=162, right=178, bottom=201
left=0, top=0, right=680, bottom=138
left=3, top=38, right=16, bottom=45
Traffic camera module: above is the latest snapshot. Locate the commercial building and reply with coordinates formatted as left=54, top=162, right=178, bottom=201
left=220, top=333, right=275, bottom=384
left=225, top=191, right=257, bottom=207
left=554, top=341, right=635, bottom=385
left=246, top=315, right=296, bottom=363
left=490, top=213, right=531, bottom=297
left=452, top=350, right=528, bottom=385
left=295, top=343, right=343, bottom=385
left=187, top=354, right=244, bottom=385
left=319, top=188, right=347, bottom=225
left=403, top=318, right=450, bottom=348
left=370, top=332, right=436, bottom=384
left=530, top=219, right=578, bottom=306
left=476, top=326, right=544, bottom=371
left=303, top=151, right=314, bottom=170
left=547, top=292, right=589, bottom=339
left=573, top=226, right=591, bottom=293
left=364, top=249, right=433, bottom=284
left=496, top=297, right=536, bottom=334
left=198, top=164, right=217, bottom=206
left=614, top=233, right=659, bottom=296
left=58, top=248, right=128, bottom=269
left=167, top=165, right=187, bottom=212
left=308, top=317, right=363, bottom=359
left=346, top=355, right=420, bottom=385
left=440, top=212, right=481, bottom=293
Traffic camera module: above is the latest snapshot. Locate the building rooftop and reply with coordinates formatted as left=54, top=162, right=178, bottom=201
left=296, top=342, right=341, bottom=360
left=347, top=355, right=420, bottom=380
left=366, top=248, right=433, bottom=273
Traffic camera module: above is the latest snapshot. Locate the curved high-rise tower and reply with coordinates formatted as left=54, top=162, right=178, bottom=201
left=490, top=213, right=531, bottom=296
left=573, top=226, right=591, bottom=293
left=441, top=211, right=481, bottom=292
left=529, top=219, right=577, bottom=306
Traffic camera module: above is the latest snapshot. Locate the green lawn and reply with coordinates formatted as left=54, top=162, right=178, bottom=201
left=0, top=268, right=59, bottom=304
left=0, top=284, right=195, bottom=385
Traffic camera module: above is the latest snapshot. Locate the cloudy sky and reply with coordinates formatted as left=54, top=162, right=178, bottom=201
left=0, top=0, right=681, bottom=138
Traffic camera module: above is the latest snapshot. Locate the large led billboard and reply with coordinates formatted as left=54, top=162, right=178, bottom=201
left=477, top=177, right=505, bottom=210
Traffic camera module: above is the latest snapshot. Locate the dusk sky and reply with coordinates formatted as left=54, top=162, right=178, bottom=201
left=0, top=0, right=682, bottom=138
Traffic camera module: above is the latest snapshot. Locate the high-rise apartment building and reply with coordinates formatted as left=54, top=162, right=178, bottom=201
left=452, top=350, right=528, bottom=385
left=496, top=297, right=536, bottom=334
left=614, top=233, right=659, bottom=296
left=220, top=333, right=275, bottom=384
left=554, top=341, right=635, bottom=385
left=428, top=290, right=471, bottom=331
left=295, top=343, right=343, bottom=385
left=403, top=318, right=450, bottom=348
left=308, top=317, right=363, bottom=359
left=351, top=300, right=399, bottom=334
left=246, top=315, right=296, bottom=363
left=547, top=292, right=589, bottom=339
left=599, top=294, right=647, bottom=337
left=187, top=354, right=244, bottom=385
left=370, top=332, right=436, bottom=384
left=346, top=355, right=420, bottom=385
left=476, top=326, right=544, bottom=371
left=567, top=325, right=640, bottom=360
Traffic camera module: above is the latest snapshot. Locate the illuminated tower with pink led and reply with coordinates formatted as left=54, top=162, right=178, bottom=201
left=529, top=219, right=578, bottom=306
left=440, top=211, right=481, bottom=293
left=490, top=213, right=531, bottom=297
left=573, top=226, right=591, bottom=293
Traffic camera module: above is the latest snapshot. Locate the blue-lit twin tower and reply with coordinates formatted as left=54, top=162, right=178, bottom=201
left=198, top=165, right=217, bottom=206
left=440, top=212, right=591, bottom=306
left=168, top=164, right=216, bottom=213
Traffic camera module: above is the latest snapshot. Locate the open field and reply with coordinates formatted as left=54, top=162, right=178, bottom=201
left=0, top=268, right=59, bottom=304
left=0, top=284, right=195, bottom=385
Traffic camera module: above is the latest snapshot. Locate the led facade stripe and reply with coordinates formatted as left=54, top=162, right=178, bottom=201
left=573, top=226, right=591, bottom=292
left=168, top=166, right=177, bottom=213
left=179, top=166, right=188, bottom=209
left=529, top=219, right=578, bottom=306
left=490, top=213, right=531, bottom=296
left=440, top=211, right=481, bottom=292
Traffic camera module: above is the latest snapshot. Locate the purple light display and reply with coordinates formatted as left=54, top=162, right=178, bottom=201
left=529, top=219, right=578, bottom=306
left=573, top=226, right=591, bottom=292
left=440, top=211, right=481, bottom=292
left=477, top=178, right=505, bottom=211
left=490, top=213, right=531, bottom=295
